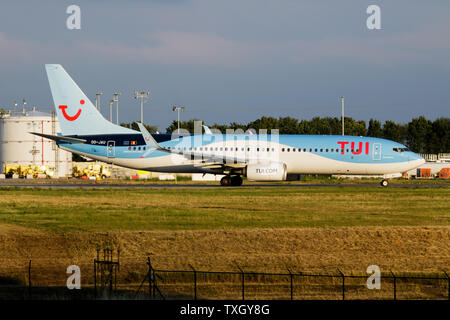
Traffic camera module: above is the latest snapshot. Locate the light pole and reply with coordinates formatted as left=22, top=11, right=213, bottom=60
left=341, top=96, right=345, bottom=136
left=96, top=92, right=103, bottom=111
left=172, top=105, right=185, bottom=133
left=22, top=99, right=27, bottom=114
left=113, top=92, right=121, bottom=125
left=109, top=99, right=114, bottom=122
left=13, top=100, right=17, bottom=113
left=134, top=91, right=150, bottom=123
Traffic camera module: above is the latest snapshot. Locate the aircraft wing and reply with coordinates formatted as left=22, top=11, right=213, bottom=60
left=136, top=124, right=273, bottom=171
left=183, top=152, right=248, bottom=169
left=137, top=123, right=248, bottom=168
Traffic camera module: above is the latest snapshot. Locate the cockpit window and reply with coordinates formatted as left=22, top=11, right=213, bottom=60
left=393, top=147, right=410, bottom=152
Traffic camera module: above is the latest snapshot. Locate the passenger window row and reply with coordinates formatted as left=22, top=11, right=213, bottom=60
left=164, top=146, right=360, bottom=154
left=280, top=148, right=358, bottom=153
left=127, top=146, right=146, bottom=151
left=166, top=146, right=276, bottom=152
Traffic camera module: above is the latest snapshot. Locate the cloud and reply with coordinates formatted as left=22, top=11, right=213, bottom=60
left=78, top=31, right=262, bottom=67
left=287, top=22, right=450, bottom=67
left=0, top=33, right=73, bottom=69
left=77, top=22, right=450, bottom=68
left=0, top=31, right=264, bottom=68
left=1, top=21, right=449, bottom=70
left=0, top=33, right=38, bottom=66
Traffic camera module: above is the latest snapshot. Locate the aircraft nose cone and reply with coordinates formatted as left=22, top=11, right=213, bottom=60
left=409, top=152, right=425, bottom=164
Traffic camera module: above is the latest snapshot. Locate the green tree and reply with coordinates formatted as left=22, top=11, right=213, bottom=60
left=367, top=119, right=383, bottom=137
left=165, top=119, right=205, bottom=134
left=227, top=122, right=248, bottom=131
left=247, top=116, right=279, bottom=132
left=382, top=120, right=406, bottom=144
left=406, top=116, right=432, bottom=153
left=298, top=119, right=311, bottom=134
left=158, top=116, right=449, bottom=153
left=210, top=123, right=230, bottom=133
left=327, top=117, right=342, bottom=135
left=120, top=122, right=158, bottom=133
left=278, top=117, right=299, bottom=134
left=429, top=118, right=450, bottom=153
left=342, top=118, right=366, bottom=136
left=309, top=117, right=330, bottom=134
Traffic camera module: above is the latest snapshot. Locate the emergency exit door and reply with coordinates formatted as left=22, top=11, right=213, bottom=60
left=107, top=141, right=115, bottom=158
left=372, top=143, right=381, bottom=161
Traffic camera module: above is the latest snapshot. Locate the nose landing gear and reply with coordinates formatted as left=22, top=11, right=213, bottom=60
left=380, top=179, right=389, bottom=187
left=220, top=175, right=243, bottom=186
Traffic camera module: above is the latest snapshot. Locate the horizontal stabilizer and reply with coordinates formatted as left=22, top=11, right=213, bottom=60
left=29, top=132, right=87, bottom=143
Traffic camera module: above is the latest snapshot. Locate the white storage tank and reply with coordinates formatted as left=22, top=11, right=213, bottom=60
left=0, top=109, right=72, bottom=178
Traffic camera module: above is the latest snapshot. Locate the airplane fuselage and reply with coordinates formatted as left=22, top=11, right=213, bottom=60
left=42, top=64, right=425, bottom=185
left=59, top=133, right=425, bottom=176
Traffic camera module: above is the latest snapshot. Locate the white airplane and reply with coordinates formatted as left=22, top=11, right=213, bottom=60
left=32, top=64, right=425, bottom=186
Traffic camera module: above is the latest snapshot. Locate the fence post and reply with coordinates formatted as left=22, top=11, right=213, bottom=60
left=287, top=268, right=293, bottom=300
left=114, top=261, right=117, bottom=292
left=28, top=260, right=32, bottom=300
left=101, top=249, right=105, bottom=292
left=443, top=271, right=449, bottom=301
left=94, top=258, right=97, bottom=299
left=189, top=264, right=197, bottom=300
left=337, top=269, right=345, bottom=300
left=391, top=271, right=396, bottom=300
left=109, top=249, right=113, bottom=297
left=117, top=247, right=120, bottom=272
left=147, top=257, right=154, bottom=299
left=235, top=264, right=245, bottom=300
left=96, top=247, right=100, bottom=299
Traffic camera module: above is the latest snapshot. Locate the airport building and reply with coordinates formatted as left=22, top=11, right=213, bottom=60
left=406, top=153, right=450, bottom=178
left=0, top=109, right=72, bottom=178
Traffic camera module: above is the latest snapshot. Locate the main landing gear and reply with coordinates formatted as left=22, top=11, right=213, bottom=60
left=380, top=179, right=389, bottom=187
left=220, top=175, right=243, bottom=186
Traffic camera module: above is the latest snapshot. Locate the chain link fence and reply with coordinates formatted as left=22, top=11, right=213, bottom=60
left=1, top=257, right=448, bottom=300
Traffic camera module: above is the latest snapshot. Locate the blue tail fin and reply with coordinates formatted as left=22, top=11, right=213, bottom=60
left=45, top=64, right=136, bottom=136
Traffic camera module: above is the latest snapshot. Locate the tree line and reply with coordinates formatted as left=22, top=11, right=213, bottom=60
left=164, top=116, right=449, bottom=154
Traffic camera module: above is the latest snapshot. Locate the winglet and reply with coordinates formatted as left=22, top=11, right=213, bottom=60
left=136, top=122, right=168, bottom=152
left=202, top=125, right=212, bottom=135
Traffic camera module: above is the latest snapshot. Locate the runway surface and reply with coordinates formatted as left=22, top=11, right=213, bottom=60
left=0, top=181, right=448, bottom=189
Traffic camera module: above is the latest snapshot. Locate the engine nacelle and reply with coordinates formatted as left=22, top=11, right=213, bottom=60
left=246, top=162, right=287, bottom=181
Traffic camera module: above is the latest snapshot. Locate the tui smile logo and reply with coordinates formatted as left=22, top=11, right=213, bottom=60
left=59, top=99, right=84, bottom=121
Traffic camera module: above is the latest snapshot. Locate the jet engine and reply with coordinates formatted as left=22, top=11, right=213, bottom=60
left=245, top=162, right=287, bottom=181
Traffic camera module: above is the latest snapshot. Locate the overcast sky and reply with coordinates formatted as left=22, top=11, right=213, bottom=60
left=1, top=0, right=449, bottom=131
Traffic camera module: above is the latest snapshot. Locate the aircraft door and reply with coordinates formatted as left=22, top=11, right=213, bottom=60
left=107, top=140, right=115, bottom=158
left=372, top=143, right=381, bottom=161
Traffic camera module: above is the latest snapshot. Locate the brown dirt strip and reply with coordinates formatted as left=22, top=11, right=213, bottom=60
left=0, top=224, right=448, bottom=282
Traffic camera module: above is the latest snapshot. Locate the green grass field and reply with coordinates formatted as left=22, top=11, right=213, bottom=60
left=0, top=185, right=449, bottom=232
left=0, top=184, right=449, bottom=299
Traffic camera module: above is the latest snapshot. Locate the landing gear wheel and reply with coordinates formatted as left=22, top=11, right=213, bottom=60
left=220, top=176, right=242, bottom=186
left=231, top=176, right=243, bottom=186
left=380, top=179, right=389, bottom=187
left=220, top=176, right=232, bottom=186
